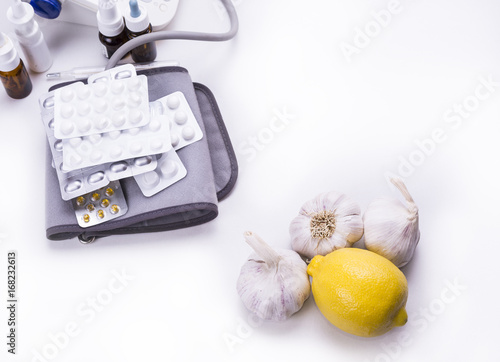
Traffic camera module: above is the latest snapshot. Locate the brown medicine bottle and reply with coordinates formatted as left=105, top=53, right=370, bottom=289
left=0, top=32, right=32, bottom=99
left=124, top=0, right=157, bottom=63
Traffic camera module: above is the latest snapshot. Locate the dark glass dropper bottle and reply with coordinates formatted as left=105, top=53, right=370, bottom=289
left=124, top=0, right=157, bottom=63
left=0, top=32, right=32, bottom=99
left=97, top=0, right=129, bottom=59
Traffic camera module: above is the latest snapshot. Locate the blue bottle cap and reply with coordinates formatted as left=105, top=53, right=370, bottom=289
left=29, top=0, right=62, bottom=19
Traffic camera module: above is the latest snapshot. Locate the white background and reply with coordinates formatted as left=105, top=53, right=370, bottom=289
left=1, top=0, right=499, bottom=361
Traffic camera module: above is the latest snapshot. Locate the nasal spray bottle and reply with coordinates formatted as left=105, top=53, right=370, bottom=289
left=0, top=33, right=32, bottom=99
left=124, top=0, right=157, bottom=63
left=97, top=0, right=129, bottom=59
left=7, top=0, right=52, bottom=73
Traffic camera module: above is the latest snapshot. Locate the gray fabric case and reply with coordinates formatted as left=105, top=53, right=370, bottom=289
left=45, top=66, right=238, bottom=241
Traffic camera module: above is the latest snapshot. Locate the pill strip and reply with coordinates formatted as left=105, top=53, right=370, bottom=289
left=151, top=91, right=203, bottom=151
left=72, top=180, right=128, bottom=228
left=53, top=75, right=150, bottom=139
left=40, top=92, right=158, bottom=201
left=133, top=149, right=187, bottom=197
left=61, top=111, right=171, bottom=171
left=87, top=63, right=137, bottom=84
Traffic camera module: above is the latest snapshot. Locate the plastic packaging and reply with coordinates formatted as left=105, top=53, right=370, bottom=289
left=53, top=76, right=151, bottom=138
left=134, top=148, right=186, bottom=197
left=124, top=0, right=156, bottom=63
left=39, top=91, right=159, bottom=200
left=0, top=32, right=32, bottom=99
left=72, top=180, right=128, bottom=228
left=96, top=0, right=129, bottom=59
left=151, top=92, right=204, bottom=151
left=8, top=0, right=52, bottom=72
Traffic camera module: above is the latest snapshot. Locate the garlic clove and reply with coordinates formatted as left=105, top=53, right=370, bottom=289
left=363, top=177, right=420, bottom=268
left=236, top=231, right=311, bottom=322
left=289, top=192, right=364, bottom=259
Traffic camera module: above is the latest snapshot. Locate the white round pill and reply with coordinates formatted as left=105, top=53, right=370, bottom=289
left=142, top=171, right=160, bottom=187
left=77, top=86, right=91, bottom=100
left=77, top=102, right=91, bottom=116
left=93, top=82, right=108, bottom=97
left=182, top=126, right=195, bottom=140
left=171, top=133, right=180, bottom=148
left=77, top=118, right=92, bottom=133
left=129, top=109, right=143, bottom=125
left=90, top=150, right=103, bottom=162
left=150, top=139, right=164, bottom=151
left=69, top=137, right=83, bottom=147
left=61, top=88, right=75, bottom=102
left=160, top=160, right=178, bottom=177
left=148, top=119, right=161, bottom=132
left=88, top=134, right=102, bottom=144
left=112, top=113, right=126, bottom=128
left=174, top=111, right=188, bottom=125
left=112, top=98, right=126, bottom=111
left=110, top=146, right=123, bottom=159
left=60, top=120, right=75, bottom=136
left=167, top=96, right=180, bottom=109
left=128, top=127, right=141, bottom=136
left=127, top=77, right=142, bottom=91
left=94, top=99, right=108, bottom=113
left=108, top=130, right=121, bottom=140
left=110, top=81, right=125, bottom=94
left=96, top=117, right=110, bottom=130
left=128, top=92, right=142, bottom=107
left=67, top=154, right=83, bottom=168
left=60, top=104, right=75, bottom=119
left=130, top=142, right=143, bottom=155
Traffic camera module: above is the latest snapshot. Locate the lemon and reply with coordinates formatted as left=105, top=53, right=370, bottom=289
left=307, top=248, right=408, bottom=337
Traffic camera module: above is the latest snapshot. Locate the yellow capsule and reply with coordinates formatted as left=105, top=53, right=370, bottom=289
left=110, top=204, right=120, bottom=214
left=105, top=188, right=114, bottom=197
left=91, top=192, right=100, bottom=202
left=97, top=210, right=105, bottom=219
left=101, top=199, right=110, bottom=208
left=86, top=204, right=95, bottom=212
left=83, top=214, right=90, bottom=223
left=76, top=196, right=86, bottom=206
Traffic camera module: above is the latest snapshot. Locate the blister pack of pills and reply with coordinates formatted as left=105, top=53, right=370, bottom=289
left=61, top=112, right=171, bottom=171
left=151, top=91, right=203, bottom=150
left=72, top=181, right=128, bottom=228
left=133, top=149, right=187, bottom=197
left=53, top=76, right=150, bottom=139
left=40, top=92, right=158, bottom=201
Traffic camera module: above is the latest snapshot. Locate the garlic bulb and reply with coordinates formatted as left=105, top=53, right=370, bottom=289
left=363, top=177, right=420, bottom=268
left=236, top=231, right=311, bottom=322
left=289, top=192, right=364, bottom=259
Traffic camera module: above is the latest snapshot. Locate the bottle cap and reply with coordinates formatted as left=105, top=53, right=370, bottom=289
left=7, top=0, right=35, bottom=34
left=124, top=0, right=150, bottom=33
left=97, top=0, right=125, bottom=37
left=29, top=0, right=61, bottom=19
left=0, top=33, right=21, bottom=72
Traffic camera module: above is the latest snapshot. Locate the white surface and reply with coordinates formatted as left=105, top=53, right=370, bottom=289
left=1, top=0, right=499, bottom=361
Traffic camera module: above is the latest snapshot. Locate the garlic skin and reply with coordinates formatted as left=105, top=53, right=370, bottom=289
left=289, top=192, right=364, bottom=259
left=363, top=177, right=420, bottom=268
left=236, top=231, right=311, bottom=322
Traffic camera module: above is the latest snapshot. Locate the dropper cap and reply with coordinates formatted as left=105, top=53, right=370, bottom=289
left=0, top=33, right=21, bottom=72
left=97, top=0, right=125, bottom=37
left=124, top=0, right=150, bottom=33
left=7, top=0, right=36, bottom=34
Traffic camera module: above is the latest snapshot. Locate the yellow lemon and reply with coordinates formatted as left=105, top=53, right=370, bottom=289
left=307, top=248, right=408, bottom=337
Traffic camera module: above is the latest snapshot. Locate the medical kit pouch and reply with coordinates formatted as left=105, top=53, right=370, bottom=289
left=41, top=66, right=238, bottom=241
